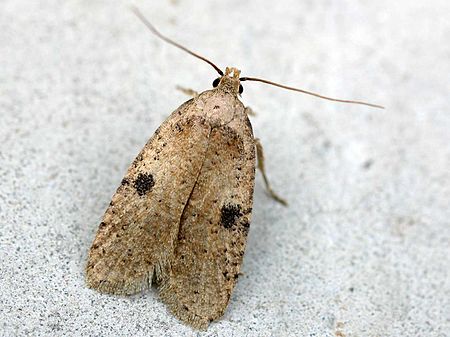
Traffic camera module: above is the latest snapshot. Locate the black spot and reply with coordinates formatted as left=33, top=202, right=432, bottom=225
left=99, top=222, right=107, bottom=229
left=121, top=178, right=130, bottom=186
left=220, top=204, right=242, bottom=229
left=134, top=173, right=155, bottom=196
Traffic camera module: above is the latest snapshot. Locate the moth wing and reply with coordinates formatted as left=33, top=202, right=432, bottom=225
left=159, top=118, right=255, bottom=329
left=86, top=101, right=212, bottom=295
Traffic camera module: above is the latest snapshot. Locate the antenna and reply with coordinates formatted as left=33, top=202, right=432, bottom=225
left=131, top=6, right=223, bottom=76
left=240, top=77, right=384, bottom=109
left=131, top=7, right=384, bottom=109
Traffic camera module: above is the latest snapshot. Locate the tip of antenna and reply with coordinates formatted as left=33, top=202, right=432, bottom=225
left=129, top=4, right=139, bottom=12
left=361, top=103, right=385, bottom=110
left=129, top=5, right=138, bottom=15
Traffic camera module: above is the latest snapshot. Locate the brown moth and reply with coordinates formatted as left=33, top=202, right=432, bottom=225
left=86, top=8, right=383, bottom=330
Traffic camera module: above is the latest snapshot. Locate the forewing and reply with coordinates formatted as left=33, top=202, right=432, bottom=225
left=159, top=119, right=255, bottom=329
left=86, top=101, right=212, bottom=295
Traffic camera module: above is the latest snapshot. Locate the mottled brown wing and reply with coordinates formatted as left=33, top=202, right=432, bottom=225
left=159, top=117, right=256, bottom=329
left=86, top=100, right=212, bottom=295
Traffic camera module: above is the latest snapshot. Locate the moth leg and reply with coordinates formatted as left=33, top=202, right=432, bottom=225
left=255, top=138, right=288, bottom=206
left=176, top=85, right=199, bottom=98
left=244, top=106, right=256, bottom=116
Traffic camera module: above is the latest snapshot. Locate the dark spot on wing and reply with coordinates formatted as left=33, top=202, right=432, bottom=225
left=174, top=122, right=183, bottom=132
left=220, top=204, right=242, bottom=229
left=134, top=172, right=155, bottom=196
left=121, top=178, right=130, bottom=186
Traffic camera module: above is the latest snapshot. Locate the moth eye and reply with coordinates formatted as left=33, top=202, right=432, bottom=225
left=212, top=78, right=220, bottom=87
left=239, top=84, right=244, bottom=94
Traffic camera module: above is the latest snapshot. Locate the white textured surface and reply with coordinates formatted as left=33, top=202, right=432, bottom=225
left=1, top=1, right=449, bottom=336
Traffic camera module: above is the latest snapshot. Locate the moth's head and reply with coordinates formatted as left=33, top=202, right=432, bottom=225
left=212, top=67, right=243, bottom=96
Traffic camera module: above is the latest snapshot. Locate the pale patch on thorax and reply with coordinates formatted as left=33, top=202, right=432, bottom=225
left=195, top=91, right=244, bottom=128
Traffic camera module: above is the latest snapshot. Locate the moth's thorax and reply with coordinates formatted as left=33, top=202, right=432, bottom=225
left=217, top=67, right=241, bottom=96
left=192, top=67, right=245, bottom=127
left=196, top=89, right=244, bottom=128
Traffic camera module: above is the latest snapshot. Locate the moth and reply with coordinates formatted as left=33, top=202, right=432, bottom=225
left=85, top=7, right=383, bottom=330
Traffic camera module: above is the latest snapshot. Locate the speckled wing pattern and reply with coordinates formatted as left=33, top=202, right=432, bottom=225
left=159, top=91, right=255, bottom=329
left=86, top=99, right=211, bottom=294
left=86, top=89, right=255, bottom=330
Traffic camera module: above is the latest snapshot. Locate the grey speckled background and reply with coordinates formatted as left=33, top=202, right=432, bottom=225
left=1, top=0, right=449, bottom=336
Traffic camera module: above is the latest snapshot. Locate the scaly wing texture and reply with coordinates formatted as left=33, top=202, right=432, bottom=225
left=159, top=111, right=256, bottom=329
left=86, top=100, right=212, bottom=295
